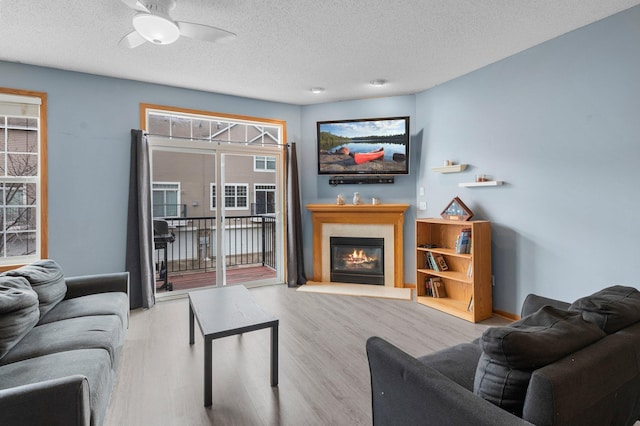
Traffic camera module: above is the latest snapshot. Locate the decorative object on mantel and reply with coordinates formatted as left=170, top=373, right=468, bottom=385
left=441, top=197, right=474, bottom=221
left=353, top=192, right=361, bottom=205
left=336, top=194, right=345, bottom=205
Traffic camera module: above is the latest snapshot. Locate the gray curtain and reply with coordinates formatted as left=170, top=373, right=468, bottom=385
left=126, top=129, right=155, bottom=309
left=286, top=142, right=307, bottom=286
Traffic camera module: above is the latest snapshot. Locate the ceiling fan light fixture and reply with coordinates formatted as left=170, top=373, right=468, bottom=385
left=132, top=13, right=180, bottom=45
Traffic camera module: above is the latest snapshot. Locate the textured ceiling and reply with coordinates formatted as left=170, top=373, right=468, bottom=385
left=1, top=0, right=639, bottom=105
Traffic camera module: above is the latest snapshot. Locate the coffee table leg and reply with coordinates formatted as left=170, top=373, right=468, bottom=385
left=189, top=304, right=195, bottom=345
left=271, top=323, right=278, bottom=387
left=204, top=337, right=212, bottom=406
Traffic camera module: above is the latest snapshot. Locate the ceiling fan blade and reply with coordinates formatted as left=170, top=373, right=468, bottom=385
left=119, top=30, right=147, bottom=48
left=120, top=0, right=149, bottom=13
left=177, top=21, right=236, bottom=43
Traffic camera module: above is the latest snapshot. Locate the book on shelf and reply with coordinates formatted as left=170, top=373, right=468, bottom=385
left=432, top=279, right=446, bottom=298
left=428, top=252, right=439, bottom=271
left=467, top=296, right=474, bottom=312
left=424, top=252, right=435, bottom=270
left=425, top=277, right=432, bottom=297
left=467, top=262, right=473, bottom=277
left=456, top=228, right=472, bottom=254
left=426, top=277, right=444, bottom=298
left=434, top=254, right=449, bottom=271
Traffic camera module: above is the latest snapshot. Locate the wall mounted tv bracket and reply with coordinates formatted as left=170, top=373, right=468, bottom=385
left=329, top=175, right=395, bottom=186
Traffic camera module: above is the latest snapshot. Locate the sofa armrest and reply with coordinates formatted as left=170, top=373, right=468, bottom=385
left=366, top=336, right=533, bottom=426
left=0, top=375, right=90, bottom=426
left=64, top=272, right=129, bottom=300
left=521, top=293, right=570, bottom=318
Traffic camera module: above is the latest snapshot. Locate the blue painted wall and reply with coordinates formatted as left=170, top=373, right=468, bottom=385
left=415, top=6, right=640, bottom=312
left=2, top=5, right=639, bottom=315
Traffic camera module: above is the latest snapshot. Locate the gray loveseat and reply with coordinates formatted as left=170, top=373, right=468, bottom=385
left=0, top=260, right=129, bottom=426
left=367, top=286, right=640, bottom=425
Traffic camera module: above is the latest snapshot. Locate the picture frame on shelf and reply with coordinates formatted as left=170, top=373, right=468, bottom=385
left=440, top=197, right=473, bottom=221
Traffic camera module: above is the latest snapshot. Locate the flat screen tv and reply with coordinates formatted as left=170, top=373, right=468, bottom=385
left=317, top=116, right=410, bottom=175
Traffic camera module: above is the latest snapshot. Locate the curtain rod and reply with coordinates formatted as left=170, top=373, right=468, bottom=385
left=143, top=132, right=290, bottom=147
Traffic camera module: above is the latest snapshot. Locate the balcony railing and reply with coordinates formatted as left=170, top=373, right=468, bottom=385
left=154, top=215, right=276, bottom=274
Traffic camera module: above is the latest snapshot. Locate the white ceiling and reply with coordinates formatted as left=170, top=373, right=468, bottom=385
left=1, top=0, right=639, bottom=105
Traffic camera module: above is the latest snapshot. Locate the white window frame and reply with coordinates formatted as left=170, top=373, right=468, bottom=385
left=254, top=155, right=276, bottom=172
left=223, top=183, right=249, bottom=211
left=0, top=90, right=46, bottom=268
left=210, top=183, right=251, bottom=211
left=209, top=183, right=216, bottom=211
left=254, top=183, right=276, bottom=215
left=152, top=181, right=181, bottom=218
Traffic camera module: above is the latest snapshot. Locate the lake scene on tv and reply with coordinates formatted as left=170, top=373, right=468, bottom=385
left=318, top=117, right=409, bottom=175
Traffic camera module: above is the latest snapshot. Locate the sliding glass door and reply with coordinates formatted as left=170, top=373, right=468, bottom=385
left=144, top=106, right=285, bottom=295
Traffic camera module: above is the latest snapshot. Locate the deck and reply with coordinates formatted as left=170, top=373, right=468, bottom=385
left=156, top=265, right=277, bottom=293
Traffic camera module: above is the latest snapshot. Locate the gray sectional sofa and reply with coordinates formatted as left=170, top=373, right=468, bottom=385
left=367, top=286, right=640, bottom=425
left=0, top=260, right=129, bottom=426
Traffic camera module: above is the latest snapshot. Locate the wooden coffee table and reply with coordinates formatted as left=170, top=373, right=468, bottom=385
left=188, top=285, right=279, bottom=407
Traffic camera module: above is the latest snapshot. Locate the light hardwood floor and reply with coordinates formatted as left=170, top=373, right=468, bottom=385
left=105, top=284, right=510, bottom=426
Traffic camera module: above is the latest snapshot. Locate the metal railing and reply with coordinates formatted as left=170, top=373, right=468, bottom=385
left=155, top=215, right=276, bottom=274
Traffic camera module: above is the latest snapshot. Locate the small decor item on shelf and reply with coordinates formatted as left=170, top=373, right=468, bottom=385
left=336, top=194, right=345, bottom=205
left=476, top=174, right=489, bottom=182
left=371, top=197, right=380, bottom=205
left=353, top=192, right=361, bottom=205
left=441, top=197, right=473, bottom=221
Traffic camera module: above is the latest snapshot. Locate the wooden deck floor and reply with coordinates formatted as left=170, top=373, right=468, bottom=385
left=156, top=265, right=277, bottom=293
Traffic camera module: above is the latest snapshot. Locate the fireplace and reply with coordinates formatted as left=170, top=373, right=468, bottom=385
left=307, top=203, right=408, bottom=287
left=330, top=237, right=384, bottom=285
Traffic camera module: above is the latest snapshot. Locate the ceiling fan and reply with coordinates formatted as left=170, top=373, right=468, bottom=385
left=119, top=0, right=236, bottom=48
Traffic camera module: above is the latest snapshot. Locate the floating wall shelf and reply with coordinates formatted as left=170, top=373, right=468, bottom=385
left=432, top=164, right=467, bottom=173
left=459, top=181, right=503, bottom=187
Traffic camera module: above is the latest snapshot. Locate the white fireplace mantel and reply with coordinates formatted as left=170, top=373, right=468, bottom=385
left=306, top=204, right=409, bottom=288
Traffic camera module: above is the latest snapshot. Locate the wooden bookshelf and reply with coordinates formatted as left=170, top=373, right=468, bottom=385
left=415, top=218, right=492, bottom=322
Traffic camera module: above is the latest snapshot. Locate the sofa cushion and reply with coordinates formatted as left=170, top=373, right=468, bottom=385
left=474, top=306, right=605, bottom=416
left=569, top=285, right=640, bottom=334
left=3, top=259, right=66, bottom=318
left=0, top=276, right=40, bottom=360
left=417, top=342, right=482, bottom=391
left=38, top=292, right=129, bottom=328
left=0, top=348, right=113, bottom=426
left=0, top=315, right=124, bottom=366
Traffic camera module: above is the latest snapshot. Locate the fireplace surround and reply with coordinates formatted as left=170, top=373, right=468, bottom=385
left=306, top=204, right=409, bottom=287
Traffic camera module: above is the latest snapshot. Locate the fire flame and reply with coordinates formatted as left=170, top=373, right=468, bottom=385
left=347, top=249, right=375, bottom=264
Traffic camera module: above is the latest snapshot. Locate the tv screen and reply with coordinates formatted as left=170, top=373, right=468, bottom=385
left=317, top=116, right=410, bottom=175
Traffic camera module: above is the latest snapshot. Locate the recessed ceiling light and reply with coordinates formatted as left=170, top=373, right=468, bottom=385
left=370, top=79, right=387, bottom=87
left=311, top=87, right=325, bottom=94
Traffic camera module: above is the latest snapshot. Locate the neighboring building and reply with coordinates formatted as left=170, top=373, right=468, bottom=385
left=151, top=151, right=276, bottom=218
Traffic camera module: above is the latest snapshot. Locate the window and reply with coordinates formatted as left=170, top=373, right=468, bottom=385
left=254, top=184, right=276, bottom=215
left=210, top=183, right=248, bottom=210
left=254, top=155, right=276, bottom=172
left=0, top=89, right=47, bottom=268
left=225, top=184, right=248, bottom=210
left=152, top=182, right=180, bottom=217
